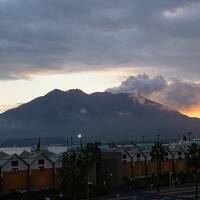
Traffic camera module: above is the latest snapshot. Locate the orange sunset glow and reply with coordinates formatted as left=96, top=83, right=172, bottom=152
left=181, top=106, right=200, bottom=118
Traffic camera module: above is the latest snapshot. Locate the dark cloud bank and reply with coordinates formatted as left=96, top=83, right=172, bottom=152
left=0, top=0, right=200, bottom=79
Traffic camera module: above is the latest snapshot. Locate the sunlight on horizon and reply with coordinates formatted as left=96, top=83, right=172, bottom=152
left=0, top=68, right=135, bottom=112
left=1, top=68, right=200, bottom=118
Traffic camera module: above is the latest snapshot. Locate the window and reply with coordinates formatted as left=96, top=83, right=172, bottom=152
left=11, top=160, right=19, bottom=174
left=12, top=168, right=19, bottom=174
left=136, top=159, right=141, bottom=164
left=38, top=159, right=45, bottom=170
left=136, top=154, right=140, bottom=158
left=39, top=166, right=44, bottom=171
left=38, top=159, right=44, bottom=165
left=40, top=186, right=45, bottom=190
left=165, top=153, right=169, bottom=160
left=122, top=154, right=127, bottom=159
left=178, top=152, right=182, bottom=156
left=11, top=160, right=18, bottom=167
left=12, top=188, right=19, bottom=193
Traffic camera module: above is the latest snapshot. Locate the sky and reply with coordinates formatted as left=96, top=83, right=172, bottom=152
left=0, top=0, right=200, bottom=117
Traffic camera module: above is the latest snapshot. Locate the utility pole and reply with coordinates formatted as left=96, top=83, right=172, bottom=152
left=78, top=134, right=82, bottom=149
left=156, top=134, right=160, bottom=193
left=157, top=134, right=160, bottom=143
left=195, top=173, right=198, bottom=200
left=70, top=136, right=73, bottom=151
left=138, top=146, right=148, bottom=176
left=66, top=136, right=69, bottom=149
left=166, top=148, right=175, bottom=174
left=36, top=137, right=41, bottom=152
left=125, top=149, right=134, bottom=185
left=187, top=132, right=192, bottom=143
left=195, top=152, right=198, bottom=200
left=142, top=136, right=145, bottom=143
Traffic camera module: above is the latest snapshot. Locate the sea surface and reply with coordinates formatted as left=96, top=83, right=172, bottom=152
left=0, top=146, right=68, bottom=155
left=0, top=143, right=111, bottom=155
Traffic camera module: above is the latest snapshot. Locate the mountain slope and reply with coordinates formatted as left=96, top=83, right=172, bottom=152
left=0, top=89, right=199, bottom=141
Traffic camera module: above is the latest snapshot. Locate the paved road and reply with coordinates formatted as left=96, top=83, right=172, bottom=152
left=96, top=186, right=199, bottom=200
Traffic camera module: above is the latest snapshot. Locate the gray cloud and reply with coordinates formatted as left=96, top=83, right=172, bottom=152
left=106, top=74, right=200, bottom=109
left=106, top=74, right=167, bottom=95
left=0, top=0, right=200, bottom=79
left=160, top=80, right=200, bottom=109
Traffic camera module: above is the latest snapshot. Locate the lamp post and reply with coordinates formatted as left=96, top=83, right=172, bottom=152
left=70, top=136, right=73, bottom=151
left=169, top=171, right=173, bottom=189
left=124, top=149, right=134, bottom=185
left=78, top=134, right=82, bottom=148
left=65, top=136, right=69, bottom=150
left=195, top=152, right=199, bottom=200
left=157, top=134, right=160, bottom=143
left=189, top=149, right=199, bottom=200
left=156, top=134, right=161, bottom=193
left=36, top=137, right=41, bottom=152
left=187, top=132, right=192, bottom=143
left=142, top=136, right=145, bottom=143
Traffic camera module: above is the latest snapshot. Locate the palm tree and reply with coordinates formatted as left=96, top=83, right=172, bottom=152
left=59, top=152, right=85, bottom=200
left=59, top=142, right=101, bottom=200
left=186, top=143, right=200, bottom=200
left=151, top=141, right=166, bottom=192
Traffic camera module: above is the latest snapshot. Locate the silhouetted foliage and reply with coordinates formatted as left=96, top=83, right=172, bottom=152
left=151, top=142, right=166, bottom=162
left=186, top=143, right=200, bottom=200
left=186, top=143, right=200, bottom=171
left=59, top=142, right=101, bottom=200
left=151, top=142, right=166, bottom=192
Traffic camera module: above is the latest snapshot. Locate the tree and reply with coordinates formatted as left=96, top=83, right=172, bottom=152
left=186, top=143, right=200, bottom=200
left=151, top=142, right=166, bottom=192
left=59, top=143, right=101, bottom=200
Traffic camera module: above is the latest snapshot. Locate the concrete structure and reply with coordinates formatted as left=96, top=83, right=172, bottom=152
left=96, top=151, right=122, bottom=189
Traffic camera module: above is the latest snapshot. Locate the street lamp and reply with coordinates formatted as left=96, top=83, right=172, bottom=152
left=189, top=149, right=199, bottom=200
left=156, top=134, right=161, bottom=193
left=125, top=149, right=133, bottom=185
left=70, top=136, right=73, bottom=151
left=142, top=136, right=145, bottom=143
left=195, top=151, right=199, bottom=200
left=169, top=171, right=173, bottom=189
left=157, top=134, right=160, bottom=143
left=187, top=132, right=192, bottom=143
left=65, top=136, right=69, bottom=150
left=78, top=134, right=82, bottom=148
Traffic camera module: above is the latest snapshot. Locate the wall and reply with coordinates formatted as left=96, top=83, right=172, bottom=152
left=1, top=170, right=29, bottom=192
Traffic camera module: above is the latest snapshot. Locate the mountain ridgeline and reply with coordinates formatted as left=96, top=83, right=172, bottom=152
left=0, top=89, right=199, bottom=141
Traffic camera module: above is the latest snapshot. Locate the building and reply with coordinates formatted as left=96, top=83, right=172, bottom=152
left=0, top=141, right=195, bottom=193
left=0, top=150, right=61, bottom=193
left=96, top=151, right=122, bottom=189
left=0, top=153, right=29, bottom=192
left=112, top=143, right=189, bottom=182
